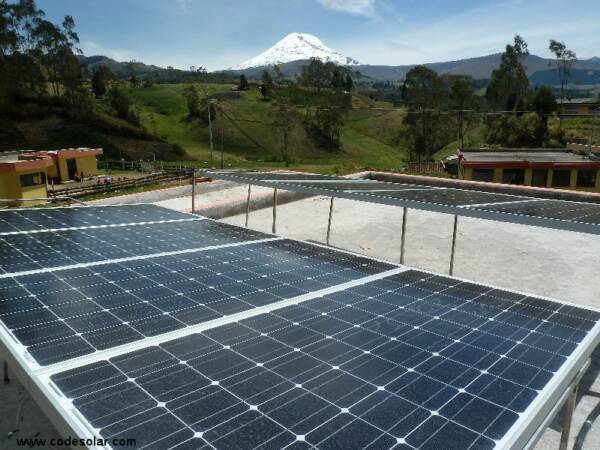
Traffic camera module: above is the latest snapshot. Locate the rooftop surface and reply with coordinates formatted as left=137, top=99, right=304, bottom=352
left=461, top=150, right=595, bottom=163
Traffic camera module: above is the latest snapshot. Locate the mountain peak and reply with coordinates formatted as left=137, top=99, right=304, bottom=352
left=231, top=32, right=359, bottom=70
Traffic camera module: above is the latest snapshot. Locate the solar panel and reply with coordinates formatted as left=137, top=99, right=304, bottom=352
left=47, top=269, right=600, bottom=449
left=207, top=171, right=600, bottom=235
left=0, top=220, right=271, bottom=276
left=1, top=203, right=598, bottom=450
left=0, top=239, right=394, bottom=367
left=0, top=204, right=196, bottom=235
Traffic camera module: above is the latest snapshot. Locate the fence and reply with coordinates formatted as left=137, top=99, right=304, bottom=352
left=407, top=162, right=446, bottom=174
left=97, top=160, right=195, bottom=173
left=49, top=170, right=193, bottom=199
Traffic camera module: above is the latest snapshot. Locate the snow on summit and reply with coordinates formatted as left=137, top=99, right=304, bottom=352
left=232, top=33, right=359, bottom=70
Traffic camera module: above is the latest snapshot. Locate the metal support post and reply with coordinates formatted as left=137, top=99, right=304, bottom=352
left=326, top=197, right=334, bottom=246
left=400, top=207, right=407, bottom=265
left=272, top=187, right=278, bottom=234
left=449, top=215, right=458, bottom=276
left=208, top=98, right=214, bottom=163
left=559, top=384, right=578, bottom=450
left=245, top=184, right=252, bottom=228
left=191, top=170, right=196, bottom=214
left=3, top=360, right=9, bottom=384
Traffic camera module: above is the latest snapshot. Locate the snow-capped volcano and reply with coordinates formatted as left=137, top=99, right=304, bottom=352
left=232, top=33, right=359, bottom=70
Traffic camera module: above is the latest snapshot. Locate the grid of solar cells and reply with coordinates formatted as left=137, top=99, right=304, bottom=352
left=0, top=204, right=195, bottom=234
left=474, top=199, right=600, bottom=225
left=49, top=269, right=600, bottom=449
left=334, top=187, right=528, bottom=207
left=0, top=239, right=393, bottom=366
left=0, top=220, right=269, bottom=275
left=208, top=171, right=600, bottom=234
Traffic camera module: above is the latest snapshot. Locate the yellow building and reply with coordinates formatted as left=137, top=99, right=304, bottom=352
left=0, top=148, right=103, bottom=205
left=457, top=148, right=600, bottom=193
left=0, top=152, right=53, bottom=203
left=557, top=99, right=600, bottom=116
left=26, top=148, right=103, bottom=182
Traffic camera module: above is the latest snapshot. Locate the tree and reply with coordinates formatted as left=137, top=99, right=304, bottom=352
left=259, top=70, right=274, bottom=100
left=447, top=75, right=475, bottom=147
left=401, top=66, right=451, bottom=161
left=549, top=40, right=576, bottom=105
left=272, top=65, right=284, bottom=86
left=91, top=65, right=112, bottom=97
left=344, top=74, right=353, bottom=92
left=532, top=86, right=557, bottom=143
left=183, top=83, right=200, bottom=117
left=331, top=68, right=344, bottom=91
left=299, top=58, right=334, bottom=92
left=109, top=85, right=138, bottom=125
left=314, top=106, right=344, bottom=150
left=272, top=101, right=295, bottom=165
left=486, top=35, right=530, bottom=111
left=238, top=74, right=249, bottom=90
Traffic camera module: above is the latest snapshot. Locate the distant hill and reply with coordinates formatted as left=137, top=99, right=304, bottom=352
left=78, top=52, right=600, bottom=87
left=221, top=53, right=600, bottom=85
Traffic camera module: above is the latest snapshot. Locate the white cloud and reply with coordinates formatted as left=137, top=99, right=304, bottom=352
left=316, top=0, right=376, bottom=17
left=176, top=0, right=192, bottom=12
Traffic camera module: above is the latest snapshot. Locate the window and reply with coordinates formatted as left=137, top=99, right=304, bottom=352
left=552, top=169, right=571, bottom=187
left=531, top=169, right=548, bottom=187
left=19, top=172, right=46, bottom=187
left=471, top=169, right=494, bottom=182
left=502, top=168, right=525, bottom=185
left=577, top=169, right=597, bottom=188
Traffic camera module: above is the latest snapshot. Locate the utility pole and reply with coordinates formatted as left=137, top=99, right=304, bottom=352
left=220, top=128, right=224, bottom=170
left=207, top=97, right=214, bottom=164
left=590, top=107, right=598, bottom=158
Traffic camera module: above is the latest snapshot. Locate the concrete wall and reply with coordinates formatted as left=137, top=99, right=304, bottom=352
left=0, top=170, right=47, bottom=203
left=55, top=156, right=98, bottom=181
left=75, top=156, right=98, bottom=178
left=459, top=166, right=600, bottom=193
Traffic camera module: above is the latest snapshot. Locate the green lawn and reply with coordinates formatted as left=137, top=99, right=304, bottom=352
left=129, top=83, right=408, bottom=174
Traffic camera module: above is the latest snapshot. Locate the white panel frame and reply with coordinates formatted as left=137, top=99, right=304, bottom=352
left=206, top=171, right=600, bottom=235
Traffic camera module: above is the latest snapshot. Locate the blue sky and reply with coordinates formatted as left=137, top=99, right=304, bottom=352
left=37, top=0, right=600, bottom=70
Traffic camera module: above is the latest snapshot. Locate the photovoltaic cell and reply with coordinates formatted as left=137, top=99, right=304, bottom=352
left=49, top=270, right=600, bottom=449
left=0, top=239, right=393, bottom=366
left=0, top=220, right=270, bottom=275
left=0, top=204, right=195, bottom=234
left=473, top=199, right=600, bottom=225
left=207, top=171, right=600, bottom=235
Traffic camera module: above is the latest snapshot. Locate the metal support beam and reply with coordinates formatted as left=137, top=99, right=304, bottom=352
left=449, top=215, right=458, bottom=276
left=245, top=184, right=252, bottom=228
left=559, top=384, right=578, bottom=450
left=400, top=207, right=407, bottom=265
left=191, top=170, right=196, bottom=214
left=272, top=187, right=278, bottom=234
left=326, top=197, right=334, bottom=246
left=3, top=359, right=9, bottom=384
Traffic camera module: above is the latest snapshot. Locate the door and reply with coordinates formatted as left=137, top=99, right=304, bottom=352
left=66, top=158, right=77, bottom=180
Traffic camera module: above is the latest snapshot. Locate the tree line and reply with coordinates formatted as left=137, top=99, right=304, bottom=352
left=400, top=35, right=578, bottom=161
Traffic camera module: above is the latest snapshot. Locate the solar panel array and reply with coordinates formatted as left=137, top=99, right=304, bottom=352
left=0, top=204, right=599, bottom=450
left=206, top=171, right=600, bottom=235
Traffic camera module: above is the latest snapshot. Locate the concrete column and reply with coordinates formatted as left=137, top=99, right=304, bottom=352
left=524, top=168, right=533, bottom=186
left=569, top=169, right=578, bottom=189
left=493, top=168, right=503, bottom=183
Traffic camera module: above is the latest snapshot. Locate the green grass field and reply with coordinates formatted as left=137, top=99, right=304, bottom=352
left=129, top=83, right=409, bottom=174
left=126, top=83, right=595, bottom=175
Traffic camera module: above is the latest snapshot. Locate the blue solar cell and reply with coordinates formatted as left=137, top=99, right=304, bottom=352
left=49, top=269, right=600, bottom=449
